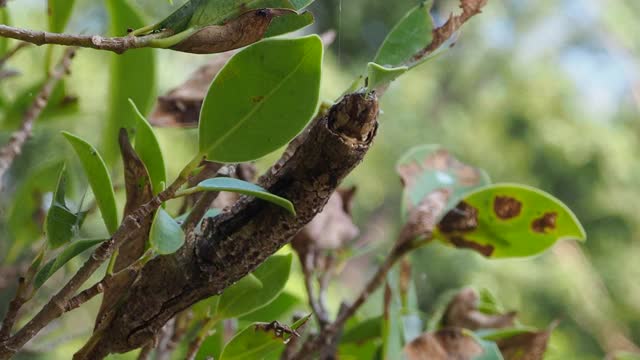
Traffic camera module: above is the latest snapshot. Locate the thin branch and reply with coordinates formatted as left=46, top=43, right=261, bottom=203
left=0, top=25, right=170, bottom=54
left=0, top=41, right=31, bottom=67
left=300, top=252, right=330, bottom=327
left=0, top=47, right=76, bottom=189
left=0, top=278, right=28, bottom=341
left=0, top=155, right=202, bottom=358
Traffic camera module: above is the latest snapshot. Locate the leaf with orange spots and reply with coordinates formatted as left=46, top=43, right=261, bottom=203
left=436, top=184, right=586, bottom=258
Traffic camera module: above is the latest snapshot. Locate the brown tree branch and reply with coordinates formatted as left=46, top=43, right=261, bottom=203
left=0, top=25, right=170, bottom=54
left=0, top=47, right=76, bottom=189
left=66, top=92, right=379, bottom=359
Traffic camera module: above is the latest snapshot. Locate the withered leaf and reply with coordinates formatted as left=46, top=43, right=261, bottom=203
left=150, top=52, right=234, bottom=127
left=497, top=327, right=554, bottom=360
left=171, top=8, right=296, bottom=54
left=404, top=328, right=484, bottom=360
left=442, top=287, right=516, bottom=331
left=95, top=129, right=155, bottom=329
left=291, top=187, right=359, bottom=252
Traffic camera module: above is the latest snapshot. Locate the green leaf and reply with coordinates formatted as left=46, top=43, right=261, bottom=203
left=103, top=0, right=156, bottom=164
left=289, top=0, right=314, bottom=9
left=199, top=35, right=322, bottom=162
left=216, top=254, right=292, bottom=318
left=46, top=165, right=82, bottom=249
left=62, top=132, right=118, bottom=234
left=342, top=316, right=383, bottom=344
left=194, top=178, right=295, bottom=214
left=373, top=1, right=434, bottom=67
left=397, top=145, right=491, bottom=221
left=157, top=0, right=297, bottom=35
left=476, top=327, right=539, bottom=342
left=239, top=291, right=301, bottom=323
left=33, top=238, right=105, bottom=289
left=219, top=314, right=310, bottom=360
left=149, top=207, right=185, bottom=255
left=48, top=0, right=76, bottom=33
left=129, top=99, right=167, bottom=194
left=264, top=11, right=314, bottom=38
left=5, top=161, right=62, bottom=263
left=436, top=184, right=587, bottom=258
left=366, top=62, right=408, bottom=89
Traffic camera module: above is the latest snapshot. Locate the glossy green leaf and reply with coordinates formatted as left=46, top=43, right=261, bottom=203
left=194, top=178, right=295, bottom=214
left=436, top=184, right=586, bottom=258
left=239, top=291, right=301, bottom=323
left=195, top=320, right=225, bottom=360
left=48, top=0, right=76, bottom=33
left=397, top=145, right=491, bottom=221
left=129, top=99, right=166, bottom=194
left=264, top=11, right=314, bottom=38
left=374, top=1, right=434, bottom=67
left=216, top=254, right=292, bottom=318
left=289, top=0, right=314, bottom=9
left=62, top=132, right=118, bottom=234
left=149, top=207, right=185, bottom=255
left=219, top=313, right=310, bottom=360
left=46, top=165, right=81, bottom=249
left=103, top=0, right=156, bottom=164
left=366, top=62, right=408, bottom=89
left=199, top=35, right=322, bottom=162
left=33, top=238, right=105, bottom=289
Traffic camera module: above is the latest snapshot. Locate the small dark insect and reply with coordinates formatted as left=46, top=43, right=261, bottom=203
left=254, top=320, right=300, bottom=341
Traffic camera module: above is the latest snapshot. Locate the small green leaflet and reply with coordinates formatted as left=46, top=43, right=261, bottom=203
left=195, top=178, right=295, bottom=214
left=129, top=99, right=167, bottom=195
left=198, top=35, right=322, bottom=162
left=436, top=184, right=586, bottom=258
left=46, top=165, right=84, bottom=249
left=367, top=62, right=408, bottom=90
left=62, top=132, right=119, bottom=234
left=33, top=239, right=106, bottom=289
left=149, top=208, right=185, bottom=255
left=219, top=313, right=311, bottom=360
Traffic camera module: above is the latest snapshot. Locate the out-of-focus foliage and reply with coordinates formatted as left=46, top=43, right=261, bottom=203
left=0, top=0, right=639, bottom=358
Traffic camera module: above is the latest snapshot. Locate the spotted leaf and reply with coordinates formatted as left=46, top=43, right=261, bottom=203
left=436, top=184, right=586, bottom=258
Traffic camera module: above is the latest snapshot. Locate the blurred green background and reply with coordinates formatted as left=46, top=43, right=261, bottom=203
left=1, top=0, right=639, bottom=358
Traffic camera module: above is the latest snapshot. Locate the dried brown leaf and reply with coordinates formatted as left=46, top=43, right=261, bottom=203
left=171, top=8, right=296, bottom=54
left=497, top=327, right=553, bottom=360
left=404, top=328, right=484, bottom=360
left=95, top=129, right=154, bottom=329
left=150, top=53, right=234, bottom=127
left=291, top=187, right=359, bottom=252
left=442, top=287, right=516, bottom=331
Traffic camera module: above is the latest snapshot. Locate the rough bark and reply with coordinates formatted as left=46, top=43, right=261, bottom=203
left=73, top=92, right=380, bottom=358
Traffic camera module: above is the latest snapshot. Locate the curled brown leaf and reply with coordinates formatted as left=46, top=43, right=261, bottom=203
left=171, top=8, right=296, bottom=54
left=442, top=287, right=516, bottom=330
left=404, top=328, right=484, bottom=360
